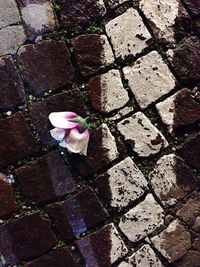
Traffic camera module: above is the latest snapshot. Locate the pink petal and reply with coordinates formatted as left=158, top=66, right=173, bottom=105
left=50, top=128, right=66, bottom=141
left=66, top=128, right=90, bottom=156
left=49, top=112, right=79, bottom=129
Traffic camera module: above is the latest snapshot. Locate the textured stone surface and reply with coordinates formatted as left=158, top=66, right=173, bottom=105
left=140, top=0, right=192, bottom=44
left=0, top=213, right=56, bottom=265
left=0, top=173, right=18, bottom=218
left=0, top=112, right=38, bottom=168
left=118, top=244, right=163, bottom=267
left=95, top=157, right=148, bottom=210
left=18, top=0, right=58, bottom=40
left=69, top=123, right=119, bottom=176
left=17, top=40, right=74, bottom=95
left=0, top=25, right=26, bottom=56
left=123, top=51, right=176, bottom=108
left=0, top=55, right=26, bottom=110
left=29, top=90, right=86, bottom=145
left=119, top=194, right=164, bottom=242
left=106, top=8, right=152, bottom=60
left=23, top=247, right=78, bottom=267
left=16, top=150, right=76, bottom=203
left=73, top=34, right=114, bottom=77
left=77, top=223, right=128, bottom=267
left=151, top=220, right=191, bottom=262
left=177, top=194, right=200, bottom=231
left=150, top=154, right=196, bottom=207
left=167, top=36, right=200, bottom=83
left=46, top=187, right=108, bottom=240
left=87, top=70, right=129, bottom=113
left=176, top=250, right=200, bottom=267
left=117, top=112, right=168, bottom=157
left=183, top=0, right=200, bottom=16
left=179, top=133, right=200, bottom=171
left=107, top=0, right=129, bottom=9
left=59, top=0, right=106, bottom=28
left=0, top=0, right=21, bottom=28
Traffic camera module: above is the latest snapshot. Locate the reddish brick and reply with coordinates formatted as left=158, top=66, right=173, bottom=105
left=23, top=247, right=78, bottom=267
left=0, top=55, right=25, bottom=111
left=17, top=40, right=74, bottom=95
left=59, top=0, right=106, bottom=29
left=0, top=112, right=38, bottom=168
left=46, top=187, right=108, bottom=241
left=16, top=150, right=76, bottom=203
left=0, top=213, right=56, bottom=265
left=29, top=90, right=86, bottom=145
left=0, top=173, right=18, bottom=218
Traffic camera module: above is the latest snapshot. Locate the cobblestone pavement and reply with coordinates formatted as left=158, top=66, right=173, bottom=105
left=0, top=0, right=200, bottom=266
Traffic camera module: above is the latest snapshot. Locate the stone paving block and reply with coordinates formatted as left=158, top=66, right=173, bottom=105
left=177, top=193, right=200, bottom=231
left=46, top=187, right=108, bottom=240
left=0, top=212, right=57, bottom=265
left=117, top=112, right=168, bottom=157
left=149, top=154, right=196, bottom=207
left=73, top=34, right=114, bottom=77
left=182, top=0, right=200, bottom=17
left=119, top=194, right=164, bottom=242
left=156, top=88, right=200, bottom=133
left=95, top=157, right=148, bottom=210
left=23, top=247, right=78, bottom=267
left=59, top=0, right=106, bottom=29
left=179, top=133, right=200, bottom=171
left=0, top=25, right=26, bottom=56
left=0, top=173, right=18, bottom=218
left=68, top=123, right=119, bottom=176
left=123, top=51, right=176, bottom=108
left=110, top=106, right=134, bottom=121
left=77, top=223, right=128, bottom=267
left=17, top=40, right=74, bottom=95
left=176, top=250, right=200, bottom=267
left=167, top=36, right=200, bottom=83
left=0, top=112, right=38, bottom=168
left=0, top=0, right=21, bottom=28
left=87, top=70, right=129, bottom=113
left=151, top=220, right=191, bottom=262
left=18, top=0, right=58, bottom=40
left=29, top=89, right=86, bottom=145
left=0, top=55, right=26, bottom=110
left=118, top=244, right=163, bottom=267
left=15, top=150, right=76, bottom=203
left=105, top=8, right=152, bottom=60
left=140, top=0, right=192, bottom=44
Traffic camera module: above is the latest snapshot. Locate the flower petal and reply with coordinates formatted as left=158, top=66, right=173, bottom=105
left=49, top=112, right=79, bottom=129
left=59, top=138, right=68, bottom=148
left=66, top=128, right=90, bottom=156
left=50, top=128, right=66, bottom=141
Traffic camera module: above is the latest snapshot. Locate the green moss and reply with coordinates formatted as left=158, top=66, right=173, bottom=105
left=53, top=240, right=66, bottom=249
left=133, top=0, right=140, bottom=8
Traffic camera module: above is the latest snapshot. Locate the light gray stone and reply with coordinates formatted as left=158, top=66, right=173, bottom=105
left=87, top=69, right=129, bottom=113
left=0, top=26, right=26, bottom=56
left=123, top=51, right=176, bottom=108
left=106, top=8, right=151, bottom=60
left=119, top=194, right=164, bottom=242
left=117, top=112, right=168, bottom=157
left=118, top=244, right=163, bottom=267
left=110, top=106, right=134, bottom=121
left=151, top=220, right=191, bottom=262
left=0, top=0, right=21, bottom=28
left=107, top=0, right=129, bottom=9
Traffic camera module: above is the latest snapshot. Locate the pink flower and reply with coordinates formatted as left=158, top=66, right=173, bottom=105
left=49, top=112, right=90, bottom=156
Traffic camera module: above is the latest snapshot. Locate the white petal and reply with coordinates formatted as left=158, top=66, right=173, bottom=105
left=59, top=138, right=68, bottom=148
left=50, top=128, right=66, bottom=141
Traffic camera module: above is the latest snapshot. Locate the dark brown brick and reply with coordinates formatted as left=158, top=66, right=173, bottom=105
left=0, top=112, right=38, bottom=168
left=17, top=40, right=74, bottom=95
left=183, top=0, right=200, bottom=17
left=16, top=150, right=76, bottom=203
left=179, top=133, right=200, bottom=171
left=59, top=0, right=106, bottom=29
left=0, top=213, right=56, bottom=265
left=29, top=90, right=86, bottom=145
left=23, top=247, right=78, bottom=267
left=46, top=187, right=107, bottom=241
left=176, top=250, right=200, bottom=267
left=0, top=55, right=26, bottom=110
left=0, top=173, right=18, bottom=218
